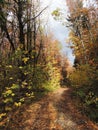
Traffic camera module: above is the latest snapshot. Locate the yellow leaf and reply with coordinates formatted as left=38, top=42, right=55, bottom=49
left=22, top=57, right=29, bottom=64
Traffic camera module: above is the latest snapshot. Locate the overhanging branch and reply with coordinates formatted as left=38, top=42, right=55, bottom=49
left=24, top=6, right=48, bottom=25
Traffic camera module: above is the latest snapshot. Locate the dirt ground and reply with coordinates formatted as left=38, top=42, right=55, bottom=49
left=4, top=87, right=98, bottom=130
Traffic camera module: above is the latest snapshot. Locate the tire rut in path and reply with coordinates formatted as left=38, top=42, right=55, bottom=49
left=52, top=87, right=98, bottom=130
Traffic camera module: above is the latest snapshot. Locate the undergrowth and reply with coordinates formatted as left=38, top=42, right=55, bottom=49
left=69, top=64, right=98, bottom=123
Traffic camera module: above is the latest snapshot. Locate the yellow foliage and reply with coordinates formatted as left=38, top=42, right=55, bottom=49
left=5, top=107, right=12, bottom=111
left=0, top=113, right=6, bottom=119
left=22, top=57, right=29, bottom=64
left=14, top=102, right=21, bottom=107
left=19, top=66, right=23, bottom=69
left=3, top=89, right=13, bottom=97
left=9, top=77, right=13, bottom=80
left=6, top=65, right=13, bottom=68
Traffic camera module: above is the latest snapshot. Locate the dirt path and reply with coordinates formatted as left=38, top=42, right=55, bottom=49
left=7, top=87, right=98, bottom=130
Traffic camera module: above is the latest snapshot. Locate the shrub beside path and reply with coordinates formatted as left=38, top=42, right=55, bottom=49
left=5, top=87, right=98, bottom=130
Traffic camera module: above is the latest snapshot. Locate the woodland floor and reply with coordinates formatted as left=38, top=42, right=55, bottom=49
left=3, top=87, right=98, bottom=130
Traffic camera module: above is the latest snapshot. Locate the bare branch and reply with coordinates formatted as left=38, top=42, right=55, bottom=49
left=24, top=6, right=48, bottom=25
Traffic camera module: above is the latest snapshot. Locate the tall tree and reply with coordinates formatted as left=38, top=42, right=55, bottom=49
left=66, top=0, right=98, bottom=65
left=0, top=0, right=47, bottom=56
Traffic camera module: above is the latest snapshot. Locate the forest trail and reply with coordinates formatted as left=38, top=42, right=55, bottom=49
left=8, top=87, right=98, bottom=130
